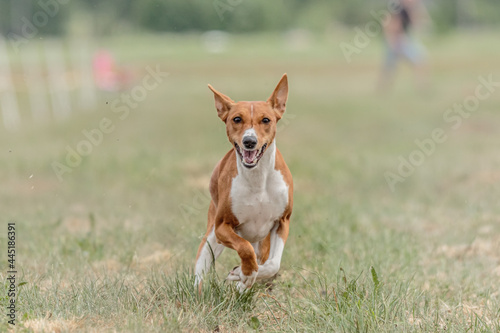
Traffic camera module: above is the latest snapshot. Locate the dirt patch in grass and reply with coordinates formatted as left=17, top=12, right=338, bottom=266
left=62, top=216, right=91, bottom=234
left=24, top=318, right=83, bottom=332
left=436, top=235, right=500, bottom=262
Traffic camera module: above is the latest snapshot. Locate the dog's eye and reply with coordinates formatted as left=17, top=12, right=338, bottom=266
left=233, top=117, right=242, bottom=123
left=262, top=118, right=270, bottom=124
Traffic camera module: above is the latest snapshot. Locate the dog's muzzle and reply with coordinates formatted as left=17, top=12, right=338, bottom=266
left=234, top=142, right=268, bottom=168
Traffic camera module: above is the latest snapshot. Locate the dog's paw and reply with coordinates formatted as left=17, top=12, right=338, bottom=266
left=194, top=274, right=203, bottom=293
left=227, top=266, right=257, bottom=292
left=226, top=266, right=242, bottom=281
left=236, top=271, right=258, bottom=292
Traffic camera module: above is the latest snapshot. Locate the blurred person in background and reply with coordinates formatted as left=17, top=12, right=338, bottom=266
left=378, top=0, right=430, bottom=92
left=93, top=49, right=136, bottom=91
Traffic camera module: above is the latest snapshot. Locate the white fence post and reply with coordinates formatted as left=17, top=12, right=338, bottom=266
left=45, top=40, right=72, bottom=120
left=21, top=43, right=50, bottom=123
left=0, top=38, right=21, bottom=130
left=0, top=38, right=97, bottom=129
left=71, top=40, right=97, bottom=111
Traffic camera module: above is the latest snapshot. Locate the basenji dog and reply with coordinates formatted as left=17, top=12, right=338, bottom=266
left=195, top=74, right=293, bottom=292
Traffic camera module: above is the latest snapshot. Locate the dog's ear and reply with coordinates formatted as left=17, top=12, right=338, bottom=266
left=208, top=84, right=234, bottom=122
left=267, top=74, right=288, bottom=120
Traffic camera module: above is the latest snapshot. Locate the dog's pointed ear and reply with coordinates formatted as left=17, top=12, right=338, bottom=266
left=267, top=74, right=288, bottom=120
left=208, top=84, right=234, bottom=122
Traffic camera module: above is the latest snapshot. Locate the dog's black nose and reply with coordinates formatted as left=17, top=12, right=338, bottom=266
left=242, top=136, right=257, bottom=150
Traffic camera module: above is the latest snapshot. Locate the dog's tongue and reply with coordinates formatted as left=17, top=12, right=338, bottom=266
left=243, top=150, right=258, bottom=164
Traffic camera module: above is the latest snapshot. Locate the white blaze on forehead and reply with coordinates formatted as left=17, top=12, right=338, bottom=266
left=243, top=127, right=257, bottom=138
left=250, top=103, right=254, bottom=118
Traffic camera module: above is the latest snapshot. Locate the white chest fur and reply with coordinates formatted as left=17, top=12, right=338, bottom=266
left=230, top=141, right=289, bottom=243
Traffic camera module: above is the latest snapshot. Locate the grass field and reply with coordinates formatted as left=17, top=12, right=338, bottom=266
left=1, top=30, right=500, bottom=332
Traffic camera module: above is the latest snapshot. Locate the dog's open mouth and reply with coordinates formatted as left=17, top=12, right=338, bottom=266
left=234, top=143, right=267, bottom=168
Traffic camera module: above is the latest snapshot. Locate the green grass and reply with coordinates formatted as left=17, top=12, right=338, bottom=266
left=1, top=30, right=500, bottom=331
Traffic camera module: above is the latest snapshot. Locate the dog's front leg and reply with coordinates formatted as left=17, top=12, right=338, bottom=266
left=257, top=214, right=290, bottom=280
left=194, top=225, right=225, bottom=289
left=215, top=221, right=258, bottom=292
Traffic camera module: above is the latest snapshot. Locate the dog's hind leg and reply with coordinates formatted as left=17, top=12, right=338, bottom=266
left=255, top=215, right=290, bottom=281
left=227, top=226, right=277, bottom=288
left=257, top=233, right=279, bottom=288
left=257, top=233, right=271, bottom=265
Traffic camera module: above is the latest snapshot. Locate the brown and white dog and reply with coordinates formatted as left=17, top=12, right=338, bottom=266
left=195, top=74, right=293, bottom=292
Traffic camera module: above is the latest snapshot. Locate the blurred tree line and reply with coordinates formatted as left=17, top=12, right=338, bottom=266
left=0, top=0, right=498, bottom=37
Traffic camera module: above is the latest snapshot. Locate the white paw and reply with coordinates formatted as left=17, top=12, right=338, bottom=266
left=194, top=274, right=202, bottom=287
left=226, top=266, right=257, bottom=291
left=194, top=274, right=204, bottom=292
left=227, top=266, right=242, bottom=281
